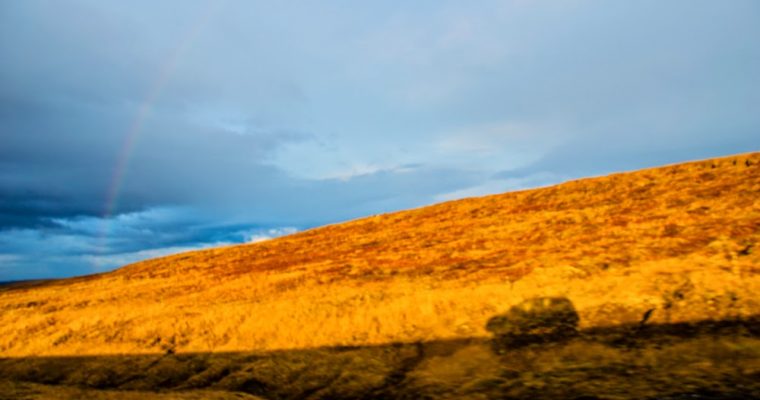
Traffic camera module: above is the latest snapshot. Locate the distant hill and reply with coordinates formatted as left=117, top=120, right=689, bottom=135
left=1, top=152, right=758, bottom=357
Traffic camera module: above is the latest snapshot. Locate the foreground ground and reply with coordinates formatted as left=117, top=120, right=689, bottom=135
left=2, top=316, right=759, bottom=399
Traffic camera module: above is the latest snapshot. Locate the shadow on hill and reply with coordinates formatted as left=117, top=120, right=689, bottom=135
left=2, top=301, right=760, bottom=399
left=486, top=296, right=581, bottom=351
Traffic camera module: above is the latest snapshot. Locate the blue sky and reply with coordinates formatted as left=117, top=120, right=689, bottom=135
left=1, top=0, right=758, bottom=280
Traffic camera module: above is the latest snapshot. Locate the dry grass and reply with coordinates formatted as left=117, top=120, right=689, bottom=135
left=0, top=380, right=265, bottom=399
left=1, top=152, right=758, bottom=357
left=2, top=325, right=759, bottom=399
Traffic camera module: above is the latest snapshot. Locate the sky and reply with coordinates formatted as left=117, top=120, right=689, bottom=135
left=1, top=0, right=759, bottom=280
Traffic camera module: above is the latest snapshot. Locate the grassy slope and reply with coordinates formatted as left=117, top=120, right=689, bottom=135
left=1, top=152, right=758, bottom=357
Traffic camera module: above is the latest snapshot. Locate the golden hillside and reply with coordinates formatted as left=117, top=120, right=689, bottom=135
left=1, top=152, right=759, bottom=357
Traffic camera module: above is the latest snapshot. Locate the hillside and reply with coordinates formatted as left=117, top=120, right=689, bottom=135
left=1, top=152, right=759, bottom=358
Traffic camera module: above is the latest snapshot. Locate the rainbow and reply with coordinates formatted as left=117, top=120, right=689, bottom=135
left=99, top=2, right=221, bottom=244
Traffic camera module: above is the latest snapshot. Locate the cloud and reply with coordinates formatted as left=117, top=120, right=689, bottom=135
left=246, top=227, right=299, bottom=243
left=495, top=130, right=759, bottom=181
left=0, top=206, right=300, bottom=280
left=433, top=172, right=561, bottom=203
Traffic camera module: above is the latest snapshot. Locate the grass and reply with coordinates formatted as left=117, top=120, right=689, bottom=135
left=0, top=152, right=758, bottom=357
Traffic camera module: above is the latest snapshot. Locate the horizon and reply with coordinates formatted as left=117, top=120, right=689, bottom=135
left=0, top=150, right=754, bottom=285
left=2, top=1, right=759, bottom=280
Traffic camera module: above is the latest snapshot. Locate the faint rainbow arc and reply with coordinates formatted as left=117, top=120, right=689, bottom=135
left=99, top=3, right=221, bottom=246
